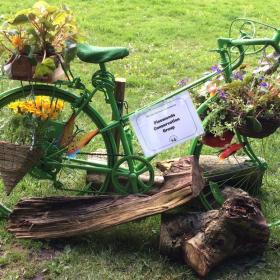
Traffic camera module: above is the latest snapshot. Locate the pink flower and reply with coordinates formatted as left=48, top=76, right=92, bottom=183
left=207, top=83, right=218, bottom=95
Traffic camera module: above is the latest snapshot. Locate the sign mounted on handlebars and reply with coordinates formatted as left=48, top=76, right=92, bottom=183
left=130, top=91, right=204, bottom=157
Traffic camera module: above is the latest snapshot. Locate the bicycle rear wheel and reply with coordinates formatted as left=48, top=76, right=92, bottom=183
left=0, top=84, right=117, bottom=217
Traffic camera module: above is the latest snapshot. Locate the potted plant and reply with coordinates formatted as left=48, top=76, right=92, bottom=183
left=0, top=95, right=65, bottom=194
left=7, top=95, right=65, bottom=144
left=196, top=56, right=280, bottom=140
left=0, top=1, right=78, bottom=82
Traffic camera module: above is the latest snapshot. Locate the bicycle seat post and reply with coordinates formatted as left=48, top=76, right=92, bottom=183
left=99, top=62, right=107, bottom=73
left=96, top=63, right=121, bottom=122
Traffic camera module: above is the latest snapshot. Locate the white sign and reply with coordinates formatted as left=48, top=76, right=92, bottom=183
left=130, top=91, right=204, bottom=156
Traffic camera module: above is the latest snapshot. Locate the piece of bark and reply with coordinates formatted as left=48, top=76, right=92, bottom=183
left=160, top=189, right=269, bottom=277
left=8, top=156, right=204, bottom=239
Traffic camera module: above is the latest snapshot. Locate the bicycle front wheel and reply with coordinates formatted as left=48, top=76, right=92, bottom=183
left=189, top=104, right=267, bottom=210
left=0, top=84, right=117, bottom=217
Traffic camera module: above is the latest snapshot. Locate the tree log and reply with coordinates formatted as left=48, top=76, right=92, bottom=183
left=159, top=189, right=269, bottom=277
left=8, top=156, right=204, bottom=239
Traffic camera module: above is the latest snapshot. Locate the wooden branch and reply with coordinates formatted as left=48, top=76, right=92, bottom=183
left=8, top=156, right=204, bottom=239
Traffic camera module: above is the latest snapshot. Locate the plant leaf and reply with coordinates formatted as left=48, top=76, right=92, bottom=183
left=46, top=5, right=58, bottom=14
left=9, top=14, right=29, bottom=25
left=33, top=1, right=50, bottom=12
left=34, top=63, right=51, bottom=78
left=41, top=57, right=56, bottom=70
left=53, top=12, right=67, bottom=25
left=33, top=57, right=55, bottom=78
left=246, top=116, right=263, bottom=132
left=8, top=9, right=31, bottom=25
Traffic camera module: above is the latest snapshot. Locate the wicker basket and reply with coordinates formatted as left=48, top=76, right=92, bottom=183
left=3, top=54, right=65, bottom=83
left=0, top=141, right=42, bottom=195
left=237, top=118, right=280, bottom=139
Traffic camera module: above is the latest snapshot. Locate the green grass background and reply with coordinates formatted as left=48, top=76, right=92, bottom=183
left=1, top=0, right=280, bottom=279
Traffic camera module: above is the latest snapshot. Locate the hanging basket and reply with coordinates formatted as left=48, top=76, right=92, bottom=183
left=3, top=54, right=65, bottom=83
left=0, top=141, right=42, bottom=195
left=236, top=117, right=280, bottom=139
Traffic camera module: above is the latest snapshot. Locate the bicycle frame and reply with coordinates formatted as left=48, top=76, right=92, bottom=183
left=2, top=19, right=280, bottom=219
left=19, top=20, right=280, bottom=193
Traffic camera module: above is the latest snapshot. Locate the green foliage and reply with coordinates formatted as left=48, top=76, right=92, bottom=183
left=0, top=114, right=34, bottom=144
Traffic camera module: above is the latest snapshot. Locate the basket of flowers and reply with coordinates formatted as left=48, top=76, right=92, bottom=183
left=198, top=56, right=280, bottom=141
left=0, top=96, right=65, bottom=195
left=0, top=1, right=78, bottom=82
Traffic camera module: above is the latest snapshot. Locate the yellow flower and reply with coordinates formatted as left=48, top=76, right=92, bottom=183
left=56, top=100, right=64, bottom=110
left=9, top=96, right=64, bottom=120
left=8, top=102, right=20, bottom=112
left=11, top=35, right=24, bottom=50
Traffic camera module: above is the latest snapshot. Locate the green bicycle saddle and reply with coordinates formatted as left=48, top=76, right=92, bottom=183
left=77, top=44, right=129, bottom=64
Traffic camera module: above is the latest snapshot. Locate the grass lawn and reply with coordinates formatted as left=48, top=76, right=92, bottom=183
left=1, top=0, right=280, bottom=279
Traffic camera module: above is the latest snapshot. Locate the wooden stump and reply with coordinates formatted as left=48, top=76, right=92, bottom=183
left=159, top=189, right=269, bottom=277
left=8, top=156, right=204, bottom=239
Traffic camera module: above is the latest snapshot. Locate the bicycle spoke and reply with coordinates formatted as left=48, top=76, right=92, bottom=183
left=113, top=170, right=130, bottom=177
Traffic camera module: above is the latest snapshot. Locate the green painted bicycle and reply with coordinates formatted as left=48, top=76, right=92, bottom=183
left=1, top=18, right=280, bottom=218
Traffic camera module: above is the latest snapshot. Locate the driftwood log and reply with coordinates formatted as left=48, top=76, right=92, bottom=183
left=159, top=188, right=269, bottom=277
left=8, top=156, right=204, bottom=239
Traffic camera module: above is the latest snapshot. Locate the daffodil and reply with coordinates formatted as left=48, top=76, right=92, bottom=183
left=8, top=96, right=64, bottom=120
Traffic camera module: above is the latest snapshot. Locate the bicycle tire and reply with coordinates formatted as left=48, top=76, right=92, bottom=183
left=0, top=84, right=117, bottom=217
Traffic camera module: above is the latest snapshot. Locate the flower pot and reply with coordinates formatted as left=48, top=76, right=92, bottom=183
left=237, top=117, right=280, bottom=139
left=0, top=141, right=42, bottom=195
left=3, top=54, right=65, bottom=83
left=202, top=131, right=234, bottom=148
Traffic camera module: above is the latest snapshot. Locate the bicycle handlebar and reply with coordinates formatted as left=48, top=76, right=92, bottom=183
left=216, top=28, right=280, bottom=80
